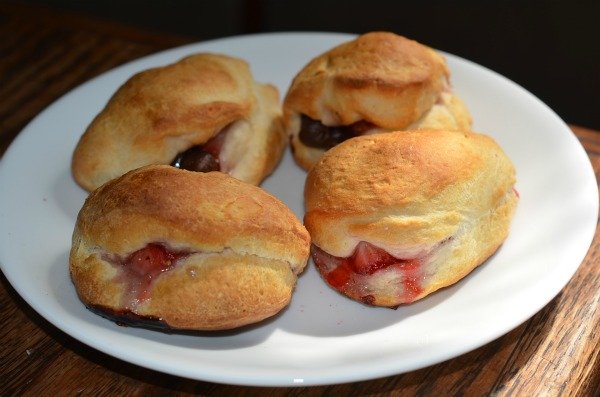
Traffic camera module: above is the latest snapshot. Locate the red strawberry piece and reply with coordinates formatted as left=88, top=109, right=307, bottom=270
left=350, top=242, right=399, bottom=275
left=127, top=244, right=177, bottom=279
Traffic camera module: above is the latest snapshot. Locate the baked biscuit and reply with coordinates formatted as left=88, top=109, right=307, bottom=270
left=304, top=130, right=518, bottom=307
left=284, top=32, right=471, bottom=170
left=72, top=53, right=286, bottom=191
left=70, top=165, right=310, bottom=330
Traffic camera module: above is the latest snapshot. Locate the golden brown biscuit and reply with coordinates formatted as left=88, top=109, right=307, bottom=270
left=304, top=130, right=518, bottom=307
left=283, top=32, right=472, bottom=170
left=72, top=53, right=286, bottom=191
left=70, top=165, right=310, bottom=330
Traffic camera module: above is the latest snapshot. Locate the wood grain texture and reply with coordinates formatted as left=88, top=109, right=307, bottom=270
left=0, top=1, right=189, bottom=157
left=1, top=3, right=599, bottom=396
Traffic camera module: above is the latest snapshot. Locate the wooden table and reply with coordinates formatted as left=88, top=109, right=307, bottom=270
left=1, top=3, right=598, bottom=396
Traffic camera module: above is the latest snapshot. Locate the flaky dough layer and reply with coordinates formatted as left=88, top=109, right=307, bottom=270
left=72, top=53, right=286, bottom=191
left=70, top=165, right=311, bottom=330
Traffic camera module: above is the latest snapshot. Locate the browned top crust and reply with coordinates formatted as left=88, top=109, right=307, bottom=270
left=70, top=165, right=311, bottom=330
left=304, top=129, right=517, bottom=257
left=76, top=165, right=310, bottom=266
left=283, top=32, right=450, bottom=129
left=72, top=53, right=285, bottom=191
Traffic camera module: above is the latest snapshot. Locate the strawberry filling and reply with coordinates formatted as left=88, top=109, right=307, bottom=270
left=311, top=242, right=424, bottom=306
left=107, top=243, right=189, bottom=308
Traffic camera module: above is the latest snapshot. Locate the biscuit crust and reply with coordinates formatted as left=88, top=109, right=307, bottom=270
left=72, top=53, right=286, bottom=191
left=304, top=130, right=518, bottom=305
left=283, top=32, right=472, bottom=170
left=70, top=165, right=311, bottom=330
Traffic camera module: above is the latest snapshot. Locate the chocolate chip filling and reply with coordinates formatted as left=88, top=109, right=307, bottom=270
left=298, top=114, right=377, bottom=149
left=171, top=146, right=220, bottom=172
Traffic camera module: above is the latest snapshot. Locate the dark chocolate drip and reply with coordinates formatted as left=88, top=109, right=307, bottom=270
left=86, top=305, right=281, bottom=335
left=87, top=304, right=175, bottom=332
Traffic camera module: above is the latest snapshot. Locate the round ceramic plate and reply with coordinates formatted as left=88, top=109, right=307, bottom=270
left=0, top=32, right=597, bottom=387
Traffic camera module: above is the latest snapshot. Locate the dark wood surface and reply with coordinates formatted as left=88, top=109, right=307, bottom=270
left=1, top=3, right=599, bottom=396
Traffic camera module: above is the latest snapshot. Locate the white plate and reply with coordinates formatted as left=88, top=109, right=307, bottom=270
left=0, top=32, right=597, bottom=387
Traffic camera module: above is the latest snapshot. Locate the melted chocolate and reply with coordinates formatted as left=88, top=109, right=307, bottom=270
left=88, top=305, right=222, bottom=335
left=171, top=146, right=219, bottom=172
left=298, top=114, right=376, bottom=149
left=88, top=304, right=174, bottom=332
left=171, top=124, right=230, bottom=172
